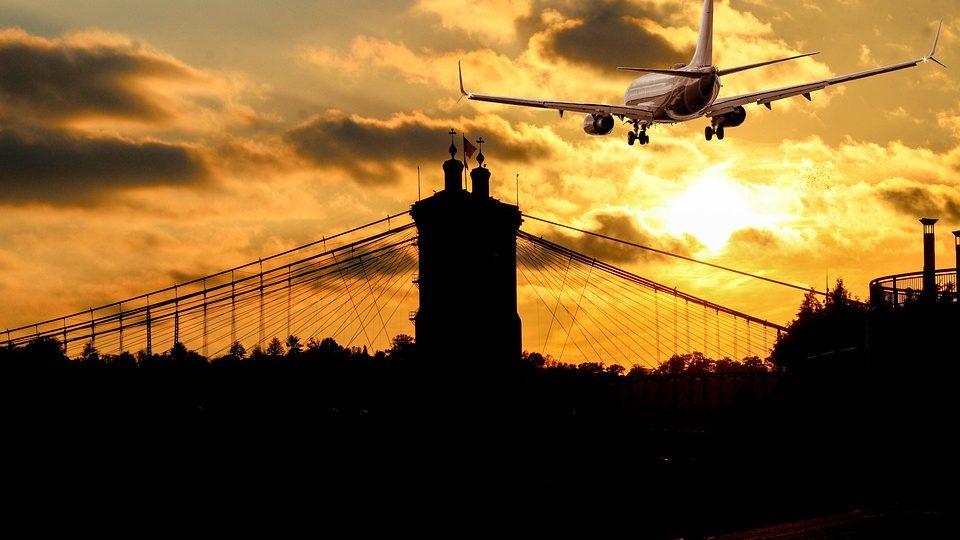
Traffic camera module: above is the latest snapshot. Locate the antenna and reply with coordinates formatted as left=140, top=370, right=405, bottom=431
left=417, top=166, right=421, bottom=200
left=516, top=173, right=519, bottom=207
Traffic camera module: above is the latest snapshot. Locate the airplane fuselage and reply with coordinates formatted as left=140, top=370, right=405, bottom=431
left=624, top=71, right=721, bottom=123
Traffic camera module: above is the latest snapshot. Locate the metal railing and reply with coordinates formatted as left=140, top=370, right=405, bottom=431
left=869, top=268, right=957, bottom=307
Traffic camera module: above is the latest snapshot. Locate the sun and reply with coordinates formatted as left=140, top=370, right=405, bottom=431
left=660, top=167, right=777, bottom=252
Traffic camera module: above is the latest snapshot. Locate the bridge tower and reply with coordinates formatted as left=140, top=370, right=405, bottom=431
left=410, top=138, right=522, bottom=363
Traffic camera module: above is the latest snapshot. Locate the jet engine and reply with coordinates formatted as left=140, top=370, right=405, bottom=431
left=714, top=106, right=747, bottom=128
left=582, top=113, right=615, bottom=136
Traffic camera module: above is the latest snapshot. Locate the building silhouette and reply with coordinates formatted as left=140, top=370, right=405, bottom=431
left=410, top=139, right=522, bottom=364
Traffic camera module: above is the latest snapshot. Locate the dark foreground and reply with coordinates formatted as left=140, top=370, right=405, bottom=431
left=2, top=348, right=955, bottom=538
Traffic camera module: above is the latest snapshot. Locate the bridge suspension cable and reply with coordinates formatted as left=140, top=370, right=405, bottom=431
left=517, top=231, right=784, bottom=368
left=7, top=208, right=795, bottom=368
left=4, top=214, right=418, bottom=357
left=522, top=213, right=826, bottom=296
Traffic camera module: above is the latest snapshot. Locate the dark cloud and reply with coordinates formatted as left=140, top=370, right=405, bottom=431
left=728, top=228, right=780, bottom=249
left=286, top=111, right=549, bottom=183
left=549, top=211, right=700, bottom=265
left=0, top=31, right=195, bottom=125
left=0, top=125, right=207, bottom=205
left=878, top=185, right=960, bottom=222
left=542, top=1, right=691, bottom=70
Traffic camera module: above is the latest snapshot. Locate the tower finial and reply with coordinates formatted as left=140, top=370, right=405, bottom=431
left=448, top=129, right=458, bottom=158
left=476, top=136, right=485, bottom=166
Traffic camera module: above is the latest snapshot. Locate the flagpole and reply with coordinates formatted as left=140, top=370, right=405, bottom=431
left=462, top=134, right=469, bottom=191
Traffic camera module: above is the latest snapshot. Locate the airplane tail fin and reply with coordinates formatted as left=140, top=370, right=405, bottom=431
left=690, top=0, right=714, bottom=67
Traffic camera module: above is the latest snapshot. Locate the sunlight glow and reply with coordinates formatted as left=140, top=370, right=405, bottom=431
left=660, top=167, right=781, bottom=252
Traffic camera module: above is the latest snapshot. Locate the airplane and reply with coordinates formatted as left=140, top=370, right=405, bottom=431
left=458, top=0, right=944, bottom=146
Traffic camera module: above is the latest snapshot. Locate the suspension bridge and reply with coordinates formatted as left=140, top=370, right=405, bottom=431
left=2, top=147, right=817, bottom=370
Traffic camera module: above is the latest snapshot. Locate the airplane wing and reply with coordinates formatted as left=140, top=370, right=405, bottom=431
left=707, top=22, right=944, bottom=117
left=459, top=63, right=654, bottom=122
left=463, top=92, right=655, bottom=121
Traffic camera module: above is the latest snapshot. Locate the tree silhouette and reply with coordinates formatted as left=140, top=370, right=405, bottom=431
left=285, top=335, right=303, bottom=356
left=626, top=364, right=650, bottom=378
left=79, top=341, right=101, bottom=366
left=169, top=341, right=206, bottom=369
left=685, top=352, right=713, bottom=374
left=265, top=337, right=285, bottom=358
left=605, top=364, right=626, bottom=376
left=228, top=341, right=247, bottom=360
left=388, top=334, right=415, bottom=357
left=771, top=278, right=867, bottom=370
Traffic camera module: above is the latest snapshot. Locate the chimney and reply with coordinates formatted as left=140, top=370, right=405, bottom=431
left=470, top=145, right=490, bottom=198
left=920, top=218, right=938, bottom=302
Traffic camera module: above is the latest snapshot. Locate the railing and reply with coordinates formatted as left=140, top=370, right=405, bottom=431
left=869, top=268, right=957, bottom=307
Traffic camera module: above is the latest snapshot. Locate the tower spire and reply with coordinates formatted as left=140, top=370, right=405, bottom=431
left=448, top=128, right=458, bottom=159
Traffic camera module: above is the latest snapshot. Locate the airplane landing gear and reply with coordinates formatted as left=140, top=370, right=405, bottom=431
left=628, top=123, right=650, bottom=146
left=705, top=125, right=725, bottom=141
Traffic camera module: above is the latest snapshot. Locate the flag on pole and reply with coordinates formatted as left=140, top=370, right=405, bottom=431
left=463, top=136, right=478, bottom=160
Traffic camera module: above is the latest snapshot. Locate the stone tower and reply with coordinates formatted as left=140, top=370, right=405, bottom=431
left=410, top=137, right=522, bottom=363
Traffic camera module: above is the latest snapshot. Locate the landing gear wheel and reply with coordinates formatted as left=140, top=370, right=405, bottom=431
left=639, top=133, right=649, bottom=145
left=705, top=126, right=714, bottom=141
left=716, top=125, right=725, bottom=140
left=627, top=131, right=636, bottom=146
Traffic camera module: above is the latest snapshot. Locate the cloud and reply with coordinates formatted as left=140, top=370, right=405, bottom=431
left=858, top=44, right=875, bottom=66
left=0, top=28, right=286, bottom=206
left=0, top=28, right=200, bottom=126
left=414, top=0, right=533, bottom=44
left=299, top=37, right=595, bottom=102
left=728, top=227, right=780, bottom=249
left=877, top=181, right=960, bottom=222
left=887, top=106, right=921, bottom=124
left=937, top=109, right=960, bottom=141
left=539, top=2, right=689, bottom=69
left=0, top=125, right=207, bottom=205
left=549, top=209, right=701, bottom=265
left=0, top=28, right=269, bottom=134
left=298, top=1, right=834, bottom=117
left=285, top=110, right=552, bottom=182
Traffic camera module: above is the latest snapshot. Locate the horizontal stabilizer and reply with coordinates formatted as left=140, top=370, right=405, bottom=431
left=718, top=51, right=820, bottom=76
left=616, top=67, right=706, bottom=78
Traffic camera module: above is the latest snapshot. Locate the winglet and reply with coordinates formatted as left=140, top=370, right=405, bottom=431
left=458, top=60, right=469, bottom=97
left=925, top=21, right=946, bottom=68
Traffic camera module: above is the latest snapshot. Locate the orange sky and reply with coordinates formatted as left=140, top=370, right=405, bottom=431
left=1, top=0, right=958, bottom=345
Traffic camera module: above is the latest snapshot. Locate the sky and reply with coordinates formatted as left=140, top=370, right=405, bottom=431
left=1, top=0, right=959, bottom=346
